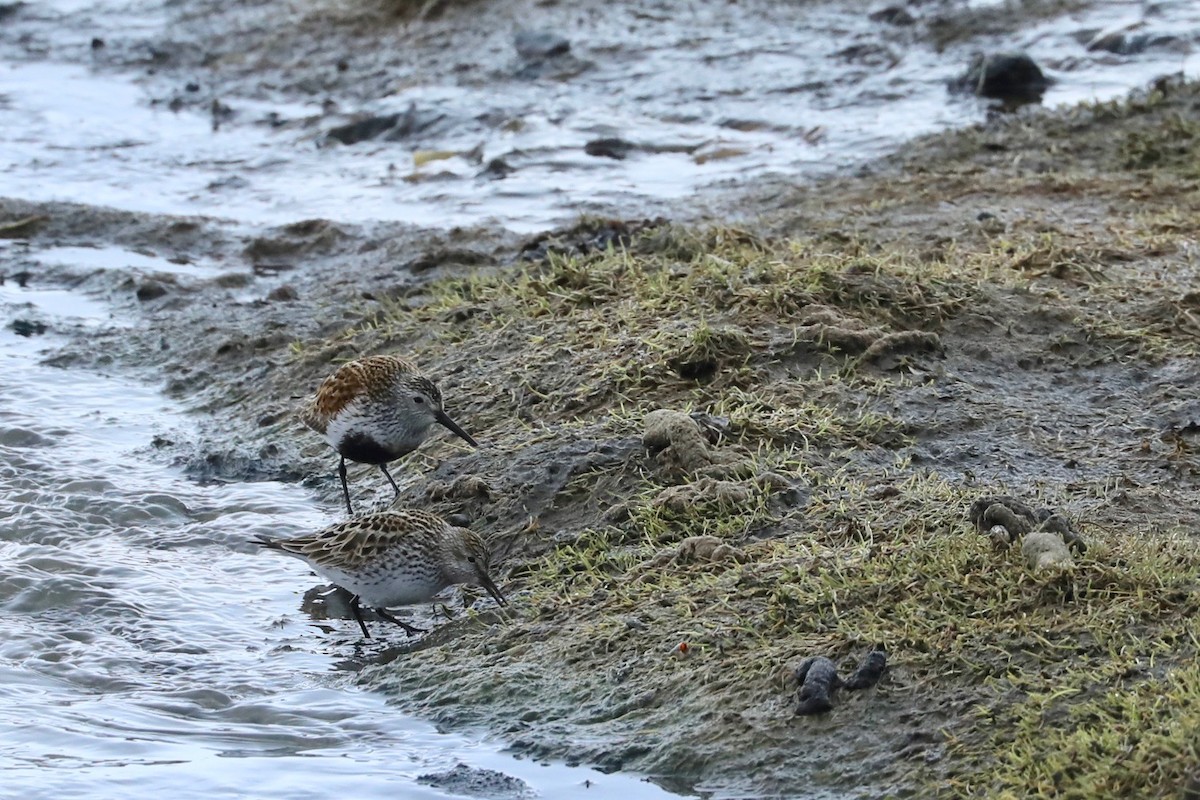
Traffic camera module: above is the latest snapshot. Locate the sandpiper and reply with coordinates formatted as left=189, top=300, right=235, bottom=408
left=256, top=509, right=506, bottom=639
left=301, top=355, right=477, bottom=515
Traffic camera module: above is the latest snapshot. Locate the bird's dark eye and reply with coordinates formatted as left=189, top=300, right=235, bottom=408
left=468, top=556, right=477, bottom=563
left=413, top=396, right=425, bottom=404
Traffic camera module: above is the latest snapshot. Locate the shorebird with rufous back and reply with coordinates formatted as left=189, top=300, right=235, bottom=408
left=301, top=355, right=477, bottom=515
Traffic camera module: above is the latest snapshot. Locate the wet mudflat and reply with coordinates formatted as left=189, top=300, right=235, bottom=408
left=3, top=0, right=1200, bottom=798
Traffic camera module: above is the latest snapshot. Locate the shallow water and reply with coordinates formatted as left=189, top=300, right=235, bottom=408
left=1, top=0, right=1197, bottom=231
left=0, top=252, right=692, bottom=799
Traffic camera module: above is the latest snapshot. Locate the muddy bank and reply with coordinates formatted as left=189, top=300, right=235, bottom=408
left=6, top=73, right=1200, bottom=797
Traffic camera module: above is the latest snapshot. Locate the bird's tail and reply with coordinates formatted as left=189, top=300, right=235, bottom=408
left=252, top=534, right=282, bottom=550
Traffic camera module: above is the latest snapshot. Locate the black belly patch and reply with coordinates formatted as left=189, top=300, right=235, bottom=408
left=339, top=433, right=396, bottom=465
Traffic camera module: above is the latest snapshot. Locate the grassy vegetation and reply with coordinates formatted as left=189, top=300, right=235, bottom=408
left=291, top=78, right=1200, bottom=797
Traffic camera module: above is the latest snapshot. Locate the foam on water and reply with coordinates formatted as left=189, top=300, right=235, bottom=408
left=0, top=267, right=691, bottom=800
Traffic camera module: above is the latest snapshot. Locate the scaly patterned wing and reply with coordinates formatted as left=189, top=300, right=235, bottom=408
left=264, top=509, right=447, bottom=570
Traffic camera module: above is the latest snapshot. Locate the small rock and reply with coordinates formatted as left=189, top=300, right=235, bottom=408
left=256, top=412, right=282, bottom=427
left=969, top=495, right=1038, bottom=536
left=975, top=211, right=1005, bottom=234
left=214, top=272, right=253, bottom=289
left=136, top=281, right=169, bottom=301
left=953, top=53, right=1050, bottom=103
left=10, top=319, right=47, bottom=337
left=988, top=524, right=1012, bottom=549
left=794, top=656, right=840, bottom=715
left=1086, top=30, right=1180, bottom=56
left=478, top=157, right=514, bottom=180
left=324, top=105, right=446, bottom=146
left=1022, top=531, right=1074, bottom=572
left=266, top=285, right=298, bottom=302
left=585, top=137, right=637, bottom=160
left=514, top=29, right=570, bottom=61
left=869, top=5, right=915, bottom=25
left=842, top=649, right=888, bottom=690
left=90, top=36, right=105, bottom=49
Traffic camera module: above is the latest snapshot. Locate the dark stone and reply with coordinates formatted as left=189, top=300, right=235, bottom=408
left=516, top=58, right=592, bottom=81
left=794, top=656, right=840, bottom=715
left=90, top=37, right=105, bottom=49
left=10, top=319, right=46, bottom=337
left=336, top=59, right=349, bottom=72
left=214, top=272, right=253, bottom=288
left=324, top=104, right=448, bottom=146
left=326, top=114, right=403, bottom=145
left=514, top=29, right=571, bottom=61
left=793, top=650, right=887, bottom=715
left=211, top=99, right=235, bottom=124
left=266, top=285, right=298, bottom=302
left=1087, top=31, right=1179, bottom=56
left=869, top=5, right=915, bottom=25
left=585, top=137, right=637, bottom=160
left=842, top=649, right=888, bottom=690
left=185, top=81, right=200, bottom=92
left=136, top=281, right=169, bottom=301
left=953, top=53, right=1050, bottom=103
left=478, top=157, right=514, bottom=180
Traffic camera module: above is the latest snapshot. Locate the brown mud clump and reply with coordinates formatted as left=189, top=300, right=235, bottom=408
left=1022, top=530, right=1074, bottom=572
left=970, top=494, right=1087, bottom=554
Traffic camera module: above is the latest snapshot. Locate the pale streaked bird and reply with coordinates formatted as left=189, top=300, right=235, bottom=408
left=301, top=355, right=477, bottom=515
left=256, top=509, right=506, bottom=639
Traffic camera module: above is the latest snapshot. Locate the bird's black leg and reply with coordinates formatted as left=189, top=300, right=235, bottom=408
left=378, top=463, right=401, bottom=497
left=348, top=595, right=372, bottom=639
left=338, top=455, right=353, bottom=516
left=375, top=607, right=426, bottom=637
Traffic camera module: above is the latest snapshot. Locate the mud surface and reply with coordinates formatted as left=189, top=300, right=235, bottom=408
left=5, top=0, right=1200, bottom=798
